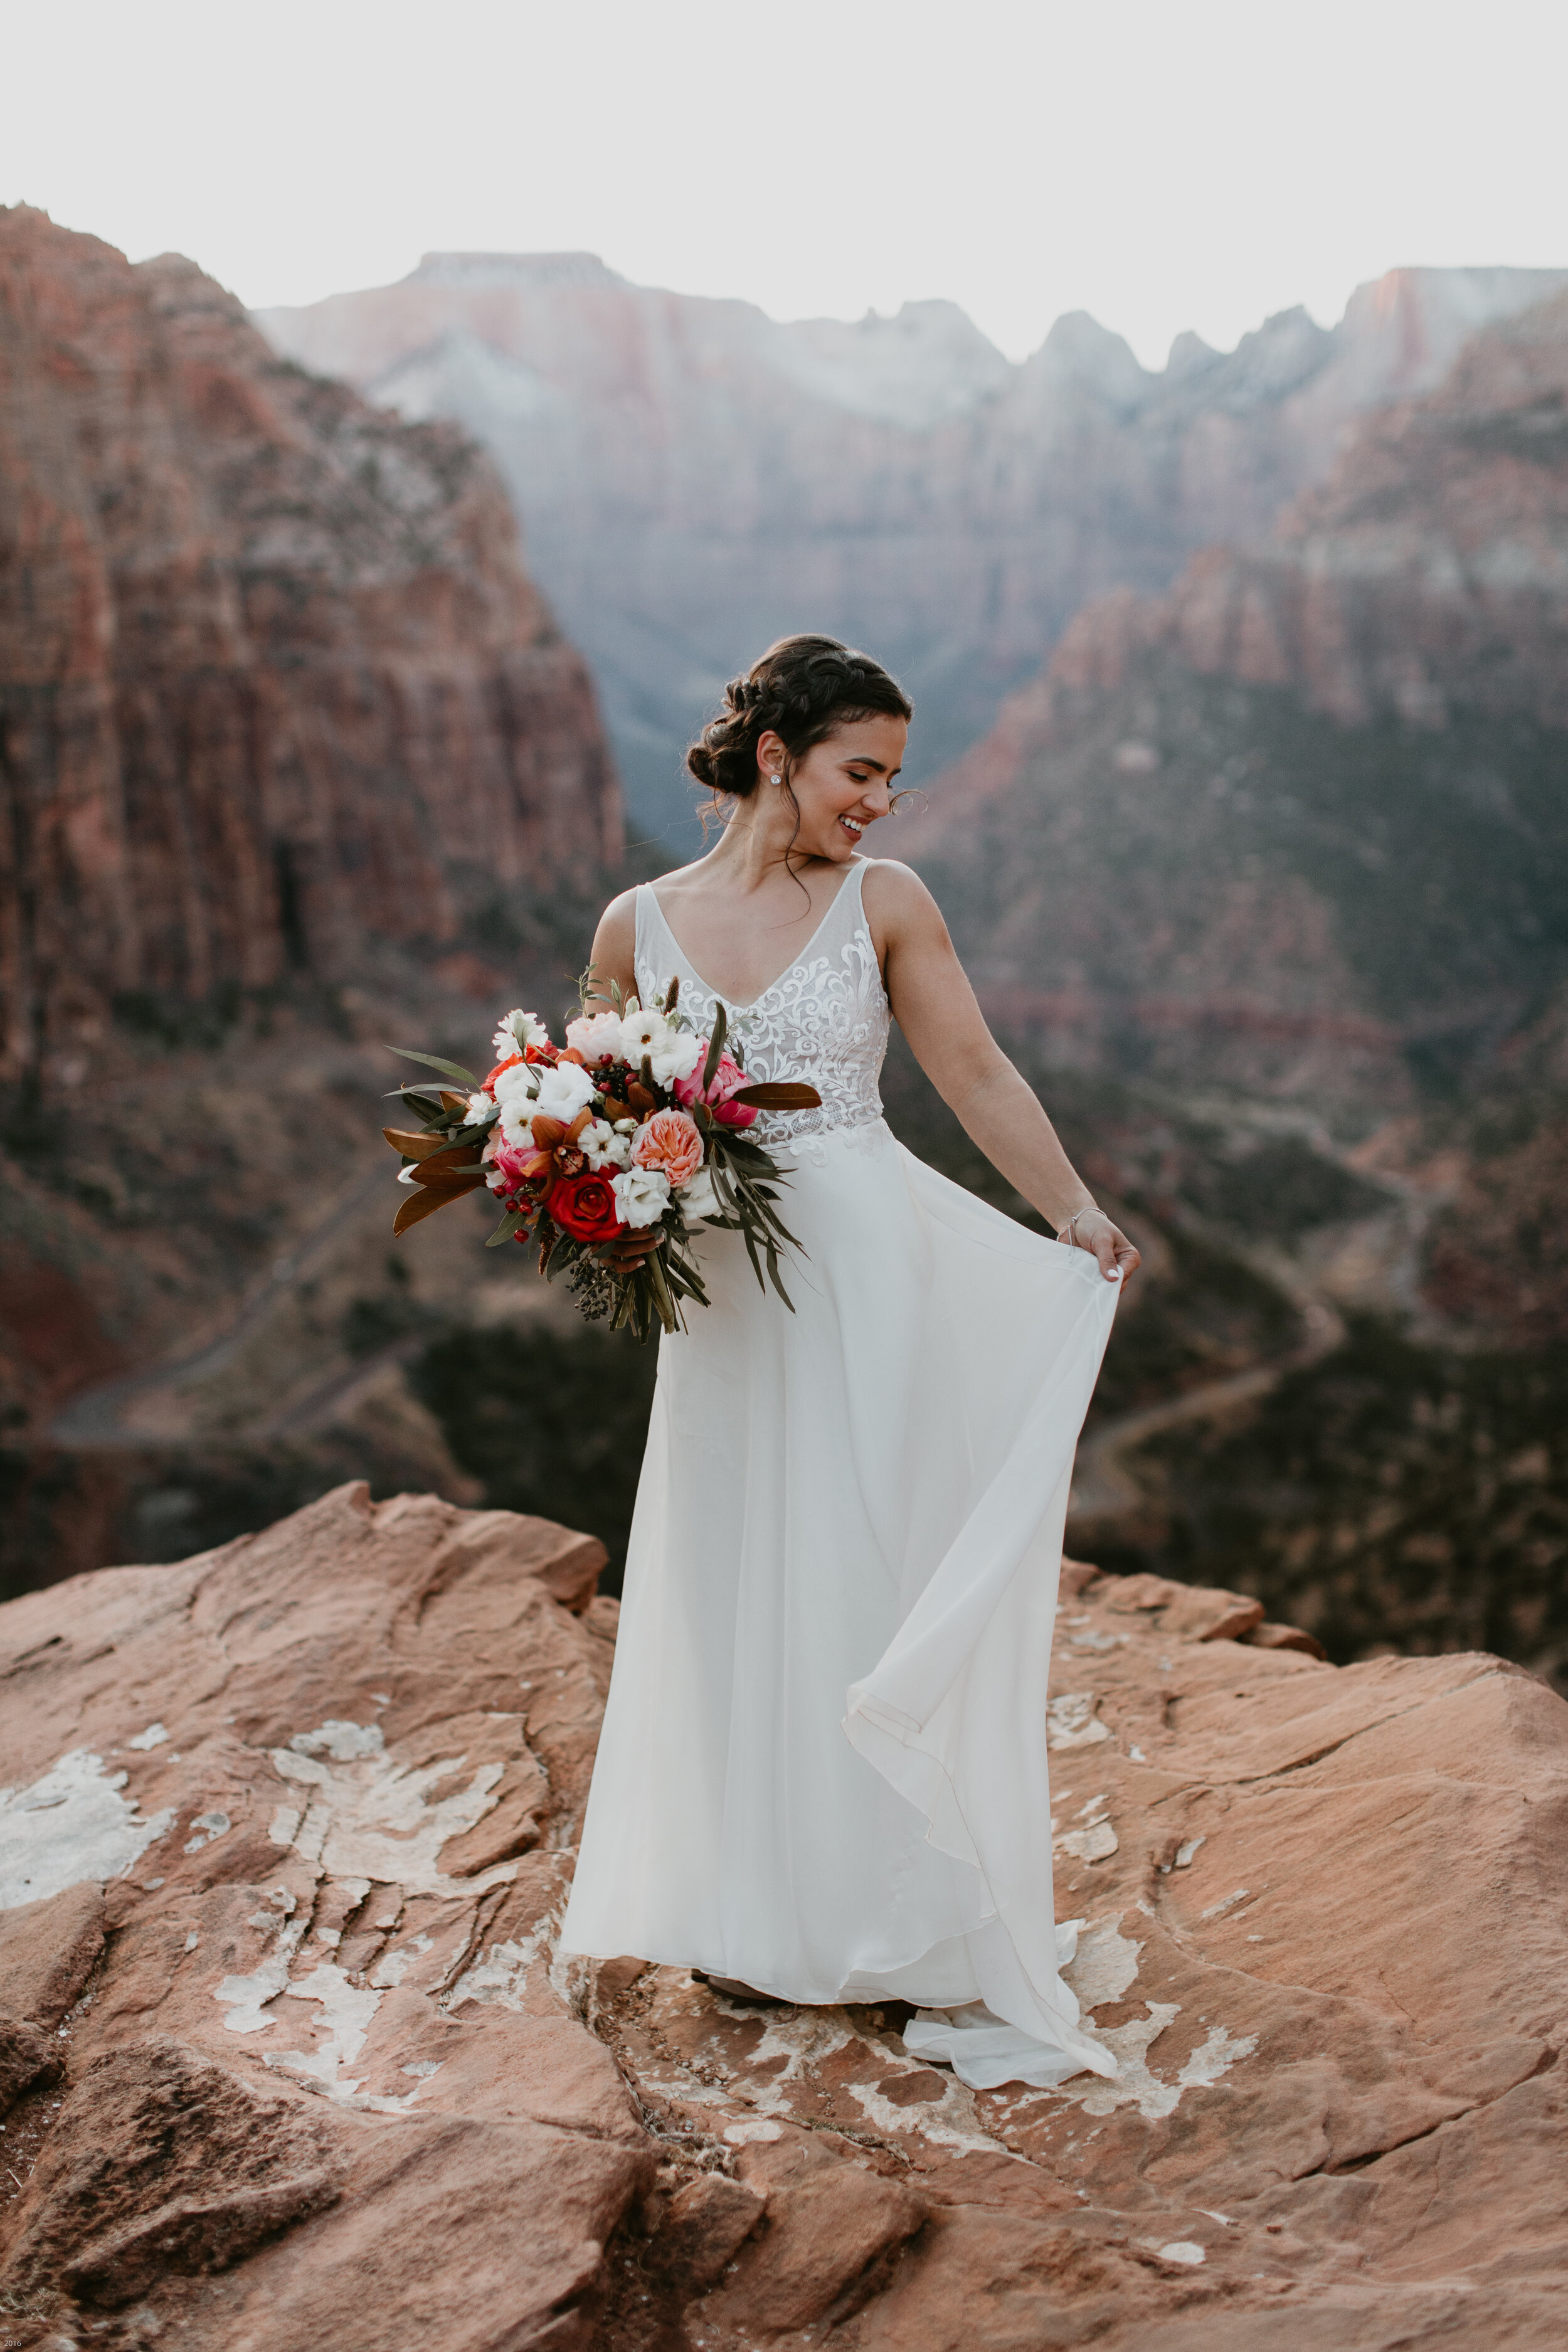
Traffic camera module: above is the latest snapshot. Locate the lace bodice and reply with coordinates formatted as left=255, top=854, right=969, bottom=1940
left=635, top=864, right=891, bottom=1155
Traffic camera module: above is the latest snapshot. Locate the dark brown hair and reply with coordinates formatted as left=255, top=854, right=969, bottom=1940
left=687, top=634, right=913, bottom=805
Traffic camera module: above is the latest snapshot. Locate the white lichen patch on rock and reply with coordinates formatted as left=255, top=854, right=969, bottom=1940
left=712, top=1996, right=1012, bottom=2158
left=448, top=1932, right=546, bottom=2009
left=1177, top=2023, right=1259, bottom=2090
left=0, top=1747, right=174, bottom=1907
left=1054, top=1914, right=1257, bottom=2122
left=183, top=1809, right=231, bottom=1854
left=262, top=1959, right=388, bottom=2102
left=1056, top=1820, right=1119, bottom=1863
left=213, top=1895, right=309, bottom=2034
left=269, top=1719, right=516, bottom=1897
left=1064, top=1915, right=1143, bottom=2010
left=1047, top=1693, right=1111, bottom=1751
left=847, top=2064, right=1011, bottom=2156
left=1055, top=1794, right=1119, bottom=1864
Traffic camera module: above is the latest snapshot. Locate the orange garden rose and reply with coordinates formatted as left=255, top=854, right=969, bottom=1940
left=632, top=1108, right=705, bottom=1189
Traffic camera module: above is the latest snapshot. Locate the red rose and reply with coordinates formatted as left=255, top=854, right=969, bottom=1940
left=547, top=1170, right=623, bottom=1243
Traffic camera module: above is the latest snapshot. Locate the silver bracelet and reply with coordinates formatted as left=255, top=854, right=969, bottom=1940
left=1058, top=1204, right=1101, bottom=1249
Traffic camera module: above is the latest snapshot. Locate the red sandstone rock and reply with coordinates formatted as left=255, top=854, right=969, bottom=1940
left=3, top=1485, right=1566, bottom=2346
left=0, top=206, right=621, bottom=1079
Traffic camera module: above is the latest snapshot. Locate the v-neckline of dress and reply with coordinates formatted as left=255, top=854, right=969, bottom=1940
left=647, top=864, right=861, bottom=1010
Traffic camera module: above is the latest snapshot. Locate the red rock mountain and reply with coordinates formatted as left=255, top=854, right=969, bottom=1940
left=0, top=208, right=621, bottom=1082
left=902, top=290, right=1568, bottom=1109
left=257, top=255, right=1568, bottom=834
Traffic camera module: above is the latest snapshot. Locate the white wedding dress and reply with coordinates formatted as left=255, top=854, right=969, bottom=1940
left=559, top=862, right=1122, bottom=2090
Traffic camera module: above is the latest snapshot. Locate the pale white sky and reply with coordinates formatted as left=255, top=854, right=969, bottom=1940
left=6, top=0, right=1565, bottom=368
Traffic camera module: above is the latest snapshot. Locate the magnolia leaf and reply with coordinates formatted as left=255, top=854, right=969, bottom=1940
left=383, top=1127, right=449, bottom=1159
left=627, top=1081, right=657, bottom=1114
left=411, top=1143, right=484, bottom=1183
left=393, top=1179, right=482, bottom=1236
left=389, top=1047, right=483, bottom=1088
left=728, top=1081, right=822, bottom=1110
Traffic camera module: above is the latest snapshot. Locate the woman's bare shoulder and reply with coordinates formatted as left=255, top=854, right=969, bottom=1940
left=636, top=854, right=714, bottom=908
left=594, top=883, right=641, bottom=935
left=859, top=856, right=946, bottom=932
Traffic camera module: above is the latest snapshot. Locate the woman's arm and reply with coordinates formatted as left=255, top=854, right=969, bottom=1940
left=868, top=862, right=1139, bottom=1282
left=585, top=888, right=640, bottom=1013
left=580, top=889, right=660, bottom=1268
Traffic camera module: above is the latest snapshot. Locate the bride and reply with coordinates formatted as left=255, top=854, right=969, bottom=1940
left=558, top=635, right=1140, bottom=2092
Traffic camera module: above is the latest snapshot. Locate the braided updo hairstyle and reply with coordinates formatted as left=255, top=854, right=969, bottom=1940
left=687, top=635, right=913, bottom=807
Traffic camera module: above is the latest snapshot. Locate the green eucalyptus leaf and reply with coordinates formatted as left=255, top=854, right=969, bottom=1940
left=388, top=1046, right=482, bottom=1088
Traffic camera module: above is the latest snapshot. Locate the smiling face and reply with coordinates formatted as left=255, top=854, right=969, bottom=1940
left=755, top=713, right=909, bottom=862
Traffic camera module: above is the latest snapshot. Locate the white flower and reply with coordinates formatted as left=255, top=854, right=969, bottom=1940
left=564, top=1009, right=626, bottom=1064
left=654, top=1029, right=703, bottom=1085
left=612, top=1165, right=670, bottom=1229
left=531, top=1061, right=597, bottom=1120
left=466, top=1091, right=499, bottom=1125
left=492, top=1009, right=550, bottom=1059
left=579, top=1116, right=633, bottom=1171
left=677, top=1165, right=723, bottom=1221
left=492, top=1058, right=541, bottom=1140
left=619, top=1005, right=666, bottom=1062
left=620, top=1004, right=703, bottom=1087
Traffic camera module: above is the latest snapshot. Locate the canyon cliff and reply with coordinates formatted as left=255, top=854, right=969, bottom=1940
left=256, top=255, right=1568, bottom=834
left=0, top=207, right=622, bottom=1084
left=903, top=287, right=1568, bottom=1110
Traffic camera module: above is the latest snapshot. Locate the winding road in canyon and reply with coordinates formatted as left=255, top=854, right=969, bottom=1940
left=51, top=1135, right=1434, bottom=1562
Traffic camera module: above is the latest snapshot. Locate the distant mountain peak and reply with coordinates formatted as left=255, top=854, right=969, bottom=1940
left=409, top=251, right=625, bottom=289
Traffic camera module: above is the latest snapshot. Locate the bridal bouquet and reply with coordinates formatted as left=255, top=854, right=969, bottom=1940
left=382, top=978, right=819, bottom=1338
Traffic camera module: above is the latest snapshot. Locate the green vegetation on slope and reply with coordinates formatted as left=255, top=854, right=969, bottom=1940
left=1100, top=1316, right=1568, bottom=1691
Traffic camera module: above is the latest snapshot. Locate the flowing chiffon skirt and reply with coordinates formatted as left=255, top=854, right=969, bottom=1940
left=559, top=1117, right=1121, bottom=2089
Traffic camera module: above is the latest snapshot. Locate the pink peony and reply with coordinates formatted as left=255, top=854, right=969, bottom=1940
left=673, top=1050, right=758, bottom=1128
left=564, top=1009, right=626, bottom=1064
left=487, top=1132, right=549, bottom=1196
left=631, top=1107, right=705, bottom=1187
